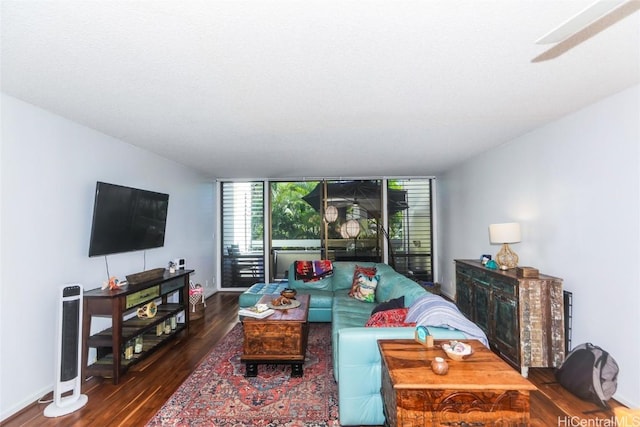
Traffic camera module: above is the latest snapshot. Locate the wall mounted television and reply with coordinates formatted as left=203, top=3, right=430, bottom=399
left=88, top=181, right=169, bottom=257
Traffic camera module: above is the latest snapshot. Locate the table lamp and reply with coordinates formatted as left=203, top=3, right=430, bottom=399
left=489, top=222, right=521, bottom=269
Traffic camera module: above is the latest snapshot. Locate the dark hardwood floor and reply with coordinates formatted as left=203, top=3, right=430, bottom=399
left=4, top=291, right=624, bottom=426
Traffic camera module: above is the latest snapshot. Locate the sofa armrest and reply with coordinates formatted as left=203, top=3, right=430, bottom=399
left=336, top=326, right=467, bottom=426
left=337, top=327, right=415, bottom=426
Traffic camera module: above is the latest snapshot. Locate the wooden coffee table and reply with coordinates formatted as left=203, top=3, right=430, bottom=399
left=240, top=294, right=310, bottom=377
left=378, top=339, right=536, bottom=426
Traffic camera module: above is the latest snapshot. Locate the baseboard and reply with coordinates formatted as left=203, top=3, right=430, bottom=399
left=0, top=384, right=52, bottom=423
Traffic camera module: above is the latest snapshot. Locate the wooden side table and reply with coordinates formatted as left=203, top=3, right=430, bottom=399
left=378, top=339, right=536, bottom=426
left=240, top=294, right=310, bottom=377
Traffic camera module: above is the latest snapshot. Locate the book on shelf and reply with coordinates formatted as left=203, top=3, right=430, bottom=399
left=239, top=304, right=274, bottom=319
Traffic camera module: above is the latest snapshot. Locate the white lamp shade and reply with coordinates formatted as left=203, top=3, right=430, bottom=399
left=324, top=205, right=338, bottom=223
left=345, top=219, right=361, bottom=238
left=489, top=222, right=521, bottom=244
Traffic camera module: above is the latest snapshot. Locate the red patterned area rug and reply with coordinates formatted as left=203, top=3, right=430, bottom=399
left=146, top=322, right=339, bottom=427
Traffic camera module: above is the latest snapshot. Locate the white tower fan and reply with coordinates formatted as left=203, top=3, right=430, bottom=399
left=44, top=284, right=88, bottom=417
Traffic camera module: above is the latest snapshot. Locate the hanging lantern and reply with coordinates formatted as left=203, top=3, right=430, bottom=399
left=345, top=219, right=361, bottom=238
left=339, top=222, right=349, bottom=239
left=324, top=205, right=338, bottom=223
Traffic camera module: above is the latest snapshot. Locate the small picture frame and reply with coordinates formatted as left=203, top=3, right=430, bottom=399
left=415, top=325, right=434, bottom=348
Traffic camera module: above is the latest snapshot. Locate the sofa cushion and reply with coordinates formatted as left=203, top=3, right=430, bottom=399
left=365, top=307, right=415, bottom=327
left=298, top=289, right=334, bottom=308
left=288, top=266, right=334, bottom=291
left=349, top=266, right=379, bottom=303
left=332, top=293, right=375, bottom=328
left=375, top=264, right=427, bottom=306
left=371, top=296, right=404, bottom=315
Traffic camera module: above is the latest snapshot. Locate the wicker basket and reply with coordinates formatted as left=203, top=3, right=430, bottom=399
left=189, top=282, right=206, bottom=319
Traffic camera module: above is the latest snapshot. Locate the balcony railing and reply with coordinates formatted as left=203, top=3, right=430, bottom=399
left=221, top=241, right=431, bottom=287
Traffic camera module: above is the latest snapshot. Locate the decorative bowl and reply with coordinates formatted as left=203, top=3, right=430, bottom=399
left=442, top=341, right=474, bottom=361
left=280, top=288, right=297, bottom=299
left=444, top=348, right=474, bottom=361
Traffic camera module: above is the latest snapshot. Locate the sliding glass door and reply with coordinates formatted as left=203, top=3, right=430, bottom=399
left=270, top=181, right=322, bottom=281
left=219, top=178, right=434, bottom=288
left=319, top=179, right=387, bottom=263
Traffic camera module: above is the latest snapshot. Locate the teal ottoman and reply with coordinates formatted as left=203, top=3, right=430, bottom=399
left=238, top=282, right=290, bottom=307
left=238, top=281, right=332, bottom=322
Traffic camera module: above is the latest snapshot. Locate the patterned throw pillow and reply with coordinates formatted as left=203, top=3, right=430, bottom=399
left=349, top=265, right=379, bottom=303
left=365, top=307, right=415, bottom=327
left=348, top=265, right=376, bottom=296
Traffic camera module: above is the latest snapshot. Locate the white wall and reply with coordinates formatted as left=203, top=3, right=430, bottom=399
left=437, top=85, right=640, bottom=407
left=0, top=94, right=216, bottom=420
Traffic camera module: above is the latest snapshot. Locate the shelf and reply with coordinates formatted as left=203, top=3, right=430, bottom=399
left=82, top=269, right=194, bottom=384
left=87, top=303, right=184, bottom=346
left=86, top=324, right=187, bottom=378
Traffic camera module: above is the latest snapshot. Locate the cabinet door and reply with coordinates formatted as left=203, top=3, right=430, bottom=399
left=455, top=267, right=473, bottom=320
left=492, top=292, right=519, bottom=365
left=473, top=281, right=491, bottom=335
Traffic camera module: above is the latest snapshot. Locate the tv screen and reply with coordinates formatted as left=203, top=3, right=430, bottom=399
left=88, top=182, right=169, bottom=257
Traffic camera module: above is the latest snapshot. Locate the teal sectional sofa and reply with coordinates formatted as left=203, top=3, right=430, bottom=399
left=239, top=261, right=475, bottom=426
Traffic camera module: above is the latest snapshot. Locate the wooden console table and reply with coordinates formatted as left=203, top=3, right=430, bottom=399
left=81, top=269, right=193, bottom=384
left=379, top=339, right=536, bottom=426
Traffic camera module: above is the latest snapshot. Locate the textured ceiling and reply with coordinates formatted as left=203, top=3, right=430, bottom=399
left=2, top=0, right=639, bottom=179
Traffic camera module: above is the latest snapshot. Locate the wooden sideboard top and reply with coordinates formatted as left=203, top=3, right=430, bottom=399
left=455, top=259, right=561, bottom=282
left=84, top=269, right=194, bottom=298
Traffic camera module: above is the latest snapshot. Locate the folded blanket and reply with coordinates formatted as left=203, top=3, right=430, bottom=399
left=406, top=294, right=489, bottom=347
left=295, top=260, right=333, bottom=282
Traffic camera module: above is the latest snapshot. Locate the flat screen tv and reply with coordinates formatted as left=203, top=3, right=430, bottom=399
left=88, top=181, right=169, bottom=257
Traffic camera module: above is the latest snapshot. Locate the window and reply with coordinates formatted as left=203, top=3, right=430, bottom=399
left=388, top=179, right=433, bottom=282
left=220, top=181, right=264, bottom=288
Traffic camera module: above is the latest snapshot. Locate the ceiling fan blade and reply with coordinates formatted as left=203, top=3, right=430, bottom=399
left=536, top=0, right=631, bottom=44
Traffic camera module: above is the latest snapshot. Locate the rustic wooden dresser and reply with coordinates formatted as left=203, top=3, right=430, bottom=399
left=455, top=259, right=565, bottom=376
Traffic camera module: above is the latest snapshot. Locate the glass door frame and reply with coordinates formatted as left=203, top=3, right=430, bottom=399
left=215, top=177, right=437, bottom=289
